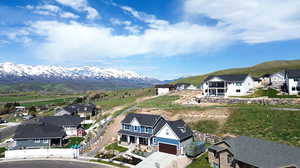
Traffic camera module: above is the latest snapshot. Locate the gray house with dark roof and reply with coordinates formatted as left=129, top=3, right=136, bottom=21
left=201, top=74, right=255, bottom=97
left=55, top=103, right=98, bottom=119
left=118, top=113, right=193, bottom=155
left=14, top=122, right=66, bottom=149
left=208, top=136, right=300, bottom=168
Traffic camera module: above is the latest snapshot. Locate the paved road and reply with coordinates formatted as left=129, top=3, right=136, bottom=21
left=0, top=160, right=112, bottom=168
left=0, top=125, right=19, bottom=142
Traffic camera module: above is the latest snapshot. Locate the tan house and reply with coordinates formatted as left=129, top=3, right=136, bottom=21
left=208, top=136, right=300, bottom=168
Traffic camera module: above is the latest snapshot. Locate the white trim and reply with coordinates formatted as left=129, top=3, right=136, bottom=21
left=155, top=123, right=179, bottom=140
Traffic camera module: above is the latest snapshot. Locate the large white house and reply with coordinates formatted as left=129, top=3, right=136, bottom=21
left=270, top=71, right=285, bottom=88
left=285, top=69, right=300, bottom=95
left=155, top=84, right=176, bottom=95
left=201, top=74, right=255, bottom=97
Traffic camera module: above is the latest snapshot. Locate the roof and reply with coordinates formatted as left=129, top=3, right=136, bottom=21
left=63, top=103, right=96, bottom=114
left=253, top=77, right=261, bottom=81
left=154, top=119, right=193, bottom=141
left=154, top=84, right=176, bottom=89
left=39, top=116, right=84, bottom=127
left=121, top=113, right=161, bottom=127
left=286, top=69, right=300, bottom=78
left=210, top=136, right=300, bottom=168
left=175, top=83, right=192, bottom=87
left=14, top=123, right=66, bottom=139
left=204, top=74, right=249, bottom=82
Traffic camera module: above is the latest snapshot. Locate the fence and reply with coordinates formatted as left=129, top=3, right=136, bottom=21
left=5, top=148, right=79, bottom=159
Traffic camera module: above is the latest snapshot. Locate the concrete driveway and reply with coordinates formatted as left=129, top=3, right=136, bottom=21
left=135, top=152, right=185, bottom=168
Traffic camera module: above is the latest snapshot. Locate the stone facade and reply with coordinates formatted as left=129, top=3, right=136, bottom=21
left=197, top=97, right=300, bottom=105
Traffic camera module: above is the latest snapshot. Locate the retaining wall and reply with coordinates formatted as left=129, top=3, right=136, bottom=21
left=5, top=148, right=79, bottom=159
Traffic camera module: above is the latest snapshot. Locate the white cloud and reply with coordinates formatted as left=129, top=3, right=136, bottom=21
left=55, top=0, right=99, bottom=19
left=37, top=5, right=60, bottom=13
left=60, top=12, right=79, bottom=19
left=28, top=20, right=230, bottom=62
left=184, top=0, right=300, bottom=43
left=110, top=18, right=141, bottom=33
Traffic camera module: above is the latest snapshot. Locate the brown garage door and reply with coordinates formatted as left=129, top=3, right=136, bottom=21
left=159, top=143, right=177, bottom=155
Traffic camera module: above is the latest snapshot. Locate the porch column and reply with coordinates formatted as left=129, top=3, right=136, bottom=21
left=148, top=138, right=151, bottom=146
left=49, top=139, right=51, bottom=148
left=127, top=135, right=130, bottom=144
left=60, top=138, right=62, bottom=147
left=136, top=137, right=139, bottom=145
left=216, top=89, right=218, bottom=96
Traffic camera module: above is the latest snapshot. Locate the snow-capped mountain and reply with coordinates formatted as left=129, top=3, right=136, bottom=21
left=0, top=62, right=160, bottom=91
left=0, top=62, right=148, bottom=80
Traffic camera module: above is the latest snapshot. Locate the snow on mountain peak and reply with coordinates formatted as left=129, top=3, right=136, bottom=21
left=0, top=62, right=145, bottom=80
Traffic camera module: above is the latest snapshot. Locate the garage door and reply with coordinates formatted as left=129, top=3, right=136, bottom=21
left=159, top=143, right=177, bottom=155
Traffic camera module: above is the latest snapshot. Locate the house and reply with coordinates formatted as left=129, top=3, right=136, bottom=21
left=154, top=84, right=176, bottom=95
left=13, top=122, right=66, bottom=149
left=55, top=103, right=98, bottom=119
left=253, top=77, right=262, bottom=88
left=118, top=113, right=193, bottom=155
left=208, top=136, right=300, bottom=168
left=259, top=74, right=271, bottom=86
left=285, top=69, right=300, bottom=95
left=270, top=71, right=285, bottom=88
left=175, top=83, right=197, bottom=90
left=201, top=74, right=255, bottom=97
left=39, top=116, right=85, bottom=137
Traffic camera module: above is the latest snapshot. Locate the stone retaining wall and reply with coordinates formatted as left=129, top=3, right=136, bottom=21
left=196, top=97, right=300, bottom=105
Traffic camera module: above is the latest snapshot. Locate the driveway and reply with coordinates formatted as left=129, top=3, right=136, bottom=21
left=0, top=160, right=112, bottom=168
left=135, top=152, right=185, bottom=168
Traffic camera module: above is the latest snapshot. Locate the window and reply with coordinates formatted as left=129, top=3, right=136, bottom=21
left=236, top=82, right=242, bottom=86
left=43, top=139, right=49, bottom=143
left=34, top=139, right=40, bottom=143
left=134, top=126, right=138, bottom=131
left=297, top=87, right=300, bottom=91
left=205, top=89, right=208, bottom=93
left=292, top=87, right=296, bottom=91
left=124, top=125, right=130, bottom=130
left=236, top=89, right=241, bottom=93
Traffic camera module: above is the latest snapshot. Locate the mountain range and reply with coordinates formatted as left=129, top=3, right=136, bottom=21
left=0, top=62, right=160, bottom=92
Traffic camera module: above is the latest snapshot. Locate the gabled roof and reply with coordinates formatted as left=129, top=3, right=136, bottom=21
left=14, top=122, right=66, bottom=139
left=155, top=84, right=176, bottom=89
left=286, top=69, right=300, bottom=78
left=39, top=116, right=84, bottom=127
left=204, top=74, right=249, bottom=82
left=154, top=119, right=193, bottom=141
left=121, top=113, right=161, bottom=127
left=210, top=136, right=300, bottom=168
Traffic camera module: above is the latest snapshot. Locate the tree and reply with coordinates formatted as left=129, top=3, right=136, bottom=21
left=28, top=106, right=37, bottom=116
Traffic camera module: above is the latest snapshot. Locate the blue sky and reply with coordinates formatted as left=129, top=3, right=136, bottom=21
left=1, top=0, right=300, bottom=80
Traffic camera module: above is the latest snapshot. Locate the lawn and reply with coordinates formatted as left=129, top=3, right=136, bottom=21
left=238, top=88, right=299, bottom=98
left=222, top=105, right=300, bottom=147
left=105, top=142, right=128, bottom=152
left=0, top=147, right=6, bottom=158
left=64, top=137, right=84, bottom=148
left=187, top=153, right=211, bottom=168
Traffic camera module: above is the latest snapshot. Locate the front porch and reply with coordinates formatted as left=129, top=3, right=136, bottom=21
left=119, top=134, right=152, bottom=147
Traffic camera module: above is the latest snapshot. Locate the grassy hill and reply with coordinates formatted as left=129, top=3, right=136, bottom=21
left=174, top=59, right=300, bottom=86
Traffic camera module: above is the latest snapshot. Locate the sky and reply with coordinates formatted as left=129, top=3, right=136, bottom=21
left=1, top=0, right=300, bottom=80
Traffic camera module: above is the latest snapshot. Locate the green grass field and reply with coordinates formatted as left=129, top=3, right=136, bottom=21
left=95, top=88, right=155, bottom=110
left=105, top=142, right=128, bottom=152
left=236, top=88, right=299, bottom=98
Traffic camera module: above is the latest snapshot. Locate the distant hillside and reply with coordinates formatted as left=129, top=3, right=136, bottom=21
left=174, top=59, right=300, bottom=86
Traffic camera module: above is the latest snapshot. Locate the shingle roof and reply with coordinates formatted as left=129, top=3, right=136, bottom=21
left=153, top=119, right=193, bottom=141
left=215, top=136, right=300, bottom=168
left=154, top=84, right=176, bottom=89
left=63, top=103, right=96, bottom=114
left=39, top=116, right=84, bottom=127
left=175, top=83, right=192, bottom=87
left=14, top=123, right=66, bottom=139
left=286, top=69, right=300, bottom=78
left=204, top=74, right=249, bottom=82
left=121, top=113, right=161, bottom=127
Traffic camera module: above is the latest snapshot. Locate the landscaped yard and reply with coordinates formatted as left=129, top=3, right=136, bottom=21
left=187, top=153, right=211, bottom=168
left=64, top=137, right=84, bottom=148
left=238, top=88, right=299, bottom=98
left=105, top=142, right=128, bottom=153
